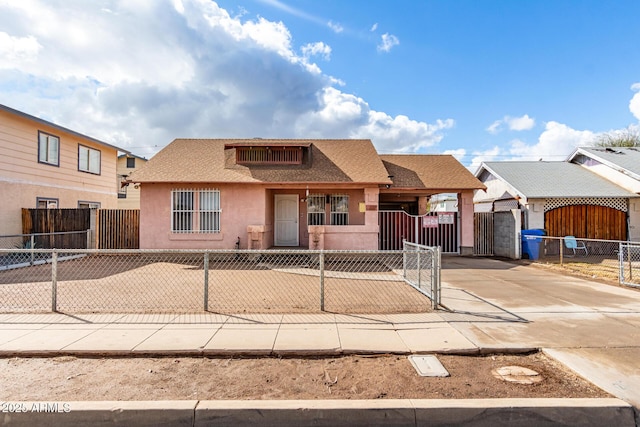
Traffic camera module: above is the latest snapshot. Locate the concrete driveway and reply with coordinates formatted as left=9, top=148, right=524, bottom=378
left=441, top=256, right=640, bottom=409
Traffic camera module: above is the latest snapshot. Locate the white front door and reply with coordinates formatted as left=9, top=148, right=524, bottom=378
left=274, top=194, right=299, bottom=246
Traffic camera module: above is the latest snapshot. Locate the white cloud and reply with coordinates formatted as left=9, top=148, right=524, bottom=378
left=301, top=42, right=331, bottom=61
left=468, top=146, right=502, bottom=173
left=508, top=121, right=594, bottom=160
left=0, top=0, right=451, bottom=158
left=377, top=33, right=399, bottom=53
left=470, top=121, right=595, bottom=171
left=486, top=114, right=535, bottom=134
left=630, top=82, right=640, bottom=121
left=0, top=32, right=41, bottom=64
left=508, top=114, right=535, bottom=131
left=486, top=120, right=502, bottom=134
left=327, top=21, right=343, bottom=33
left=370, top=23, right=378, bottom=32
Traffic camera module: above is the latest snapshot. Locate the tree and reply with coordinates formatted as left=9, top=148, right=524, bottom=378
left=594, top=127, right=640, bottom=147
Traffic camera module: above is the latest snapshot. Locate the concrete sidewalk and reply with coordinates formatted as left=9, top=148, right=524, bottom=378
left=0, top=311, right=478, bottom=356
left=1, top=256, right=640, bottom=424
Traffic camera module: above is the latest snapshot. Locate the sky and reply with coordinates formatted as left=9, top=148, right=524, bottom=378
left=1, top=0, right=640, bottom=171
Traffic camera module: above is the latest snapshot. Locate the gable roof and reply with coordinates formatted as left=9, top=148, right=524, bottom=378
left=568, top=146, right=640, bottom=180
left=380, top=155, right=486, bottom=191
left=477, top=161, right=638, bottom=199
left=131, top=139, right=393, bottom=184
left=0, top=103, right=127, bottom=153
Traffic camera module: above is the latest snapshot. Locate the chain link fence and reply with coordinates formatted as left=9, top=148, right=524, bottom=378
left=525, top=236, right=640, bottom=285
left=0, top=249, right=438, bottom=314
left=402, top=241, right=441, bottom=308
left=619, top=243, right=640, bottom=288
left=0, top=231, right=89, bottom=250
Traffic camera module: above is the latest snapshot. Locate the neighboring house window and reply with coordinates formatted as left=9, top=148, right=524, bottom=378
left=330, top=194, right=349, bottom=225
left=78, top=145, right=101, bottom=174
left=307, top=194, right=325, bottom=225
left=38, top=131, right=60, bottom=166
left=118, top=175, right=128, bottom=198
left=36, top=197, right=58, bottom=209
left=78, top=201, right=100, bottom=209
left=171, top=189, right=221, bottom=233
left=126, top=157, right=136, bottom=168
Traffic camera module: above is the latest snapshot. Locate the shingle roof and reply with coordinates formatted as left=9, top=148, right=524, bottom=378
left=380, top=155, right=486, bottom=190
left=478, top=161, right=638, bottom=198
left=569, top=147, right=640, bottom=178
left=130, top=139, right=393, bottom=184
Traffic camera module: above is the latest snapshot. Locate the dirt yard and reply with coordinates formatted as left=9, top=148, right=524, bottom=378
left=0, top=352, right=609, bottom=401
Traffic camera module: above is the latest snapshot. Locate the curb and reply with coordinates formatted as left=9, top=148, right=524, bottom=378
left=0, top=347, right=539, bottom=358
left=1, top=398, right=634, bottom=427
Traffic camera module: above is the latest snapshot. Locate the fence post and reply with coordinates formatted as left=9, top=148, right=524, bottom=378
left=628, top=243, right=634, bottom=282
left=559, top=237, right=564, bottom=265
left=51, top=251, right=58, bottom=312
left=435, top=247, right=441, bottom=308
left=30, top=234, right=35, bottom=266
left=319, top=251, right=325, bottom=311
left=203, top=252, right=209, bottom=311
left=402, top=240, right=407, bottom=280
left=417, top=250, right=421, bottom=290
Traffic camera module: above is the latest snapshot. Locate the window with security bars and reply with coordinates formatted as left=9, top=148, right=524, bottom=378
left=330, top=194, right=349, bottom=225
left=307, top=194, right=325, bottom=225
left=171, top=189, right=220, bottom=233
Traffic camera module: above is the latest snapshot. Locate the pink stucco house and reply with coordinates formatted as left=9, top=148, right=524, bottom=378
left=131, top=139, right=485, bottom=253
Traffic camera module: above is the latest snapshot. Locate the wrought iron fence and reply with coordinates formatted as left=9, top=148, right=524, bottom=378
left=524, top=236, right=636, bottom=283
left=0, top=248, right=438, bottom=314
left=619, top=243, right=640, bottom=288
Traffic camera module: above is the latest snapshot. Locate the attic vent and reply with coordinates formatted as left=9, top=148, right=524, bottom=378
left=605, top=147, right=623, bottom=154
left=236, top=146, right=303, bottom=165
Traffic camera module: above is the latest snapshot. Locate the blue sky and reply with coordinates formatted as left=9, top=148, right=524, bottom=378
left=1, top=0, right=639, bottom=170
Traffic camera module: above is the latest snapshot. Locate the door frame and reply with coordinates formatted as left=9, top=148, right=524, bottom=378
left=274, top=194, right=299, bottom=246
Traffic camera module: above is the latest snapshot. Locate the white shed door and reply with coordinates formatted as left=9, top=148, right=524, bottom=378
left=274, top=195, right=299, bottom=246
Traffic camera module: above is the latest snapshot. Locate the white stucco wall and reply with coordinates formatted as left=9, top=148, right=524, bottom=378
left=629, top=199, right=640, bottom=242
left=579, top=161, right=640, bottom=193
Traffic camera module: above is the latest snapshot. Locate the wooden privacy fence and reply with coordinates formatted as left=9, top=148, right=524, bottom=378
left=21, top=208, right=139, bottom=249
left=544, top=205, right=626, bottom=241
left=22, top=208, right=91, bottom=235
left=96, top=209, right=140, bottom=249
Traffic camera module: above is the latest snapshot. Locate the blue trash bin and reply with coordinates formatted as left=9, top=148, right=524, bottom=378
left=521, top=229, right=545, bottom=260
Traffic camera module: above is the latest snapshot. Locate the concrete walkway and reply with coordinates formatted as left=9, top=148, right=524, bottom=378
left=1, top=255, right=640, bottom=422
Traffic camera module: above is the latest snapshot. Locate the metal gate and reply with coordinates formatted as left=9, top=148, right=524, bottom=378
left=379, top=211, right=458, bottom=253
left=619, top=243, right=640, bottom=288
left=473, top=212, right=494, bottom=256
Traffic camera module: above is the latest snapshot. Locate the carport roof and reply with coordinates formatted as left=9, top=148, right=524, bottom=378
left=380, top=155, right=486, bottom=191
left=477, top=161, right=639, bottom=199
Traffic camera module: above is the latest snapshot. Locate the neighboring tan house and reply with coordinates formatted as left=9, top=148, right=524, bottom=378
left=474, top=161, right=640, bottom=241
left=130, top=139, right=485, bottom=253
left=0, top=104, right=127, bottom=235
left=117, top=153, right=147, bottom=209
